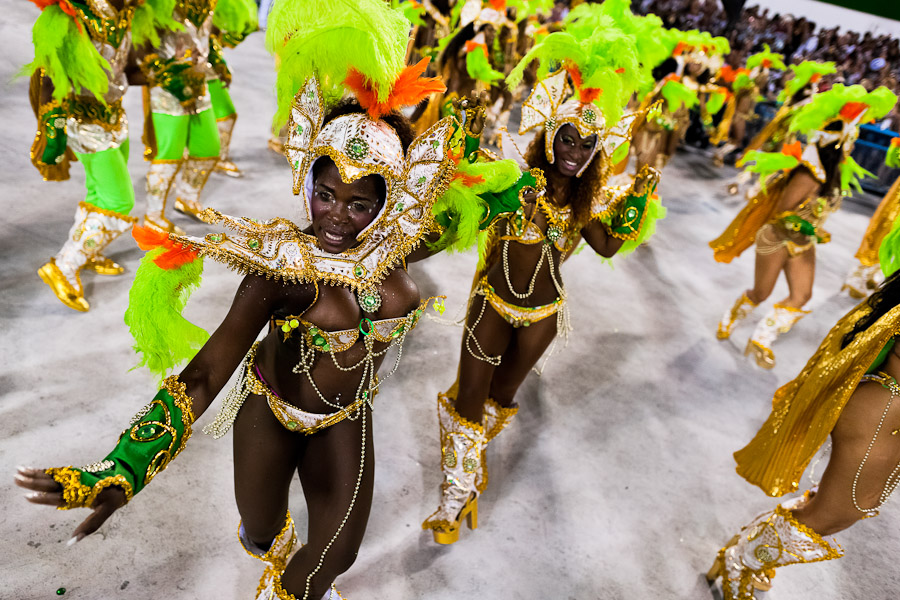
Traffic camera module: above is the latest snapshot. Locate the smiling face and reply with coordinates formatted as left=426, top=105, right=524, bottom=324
left=309, top=158, right=385, bottom=253
left=552, top=124, right=597, bottom=177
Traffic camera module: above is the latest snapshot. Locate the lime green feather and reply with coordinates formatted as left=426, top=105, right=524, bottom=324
left=660, top=79, right=698, bottom=113
left=743, top=150, right=799, bottom=190
left=396, top=0, right=426, bottom=27
left=132, top=0, right=182, bottom=47
left=879, top=215, right=900, bottom=277
left=466, top=49, right=504, bottom=84
left=266, top=0, right=410, bottom=128
left=789, top=84, right=897, bottom=135
left=431, top=159, right=523, bottom=252
left=861, top=86, right=899, bottom=122
left=124, top=249, right=209, bottom=383
left=23, top=5, right=110, bottom=102
left=778, top=61, right=836, bottom=103
left=706, top=89, right=727, bottom=115
left=213, top=0, right=259, bottom=40
left=746, top=44, right=786, bottom=71
left=733, top=72, right=754, bottom=94
left=887, top=141, right=900, bottom=168
left=840, top=155, right=875, bottom=194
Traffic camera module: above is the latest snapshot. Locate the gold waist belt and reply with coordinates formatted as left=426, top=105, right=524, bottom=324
left=477, top=276, right=562, bottom=328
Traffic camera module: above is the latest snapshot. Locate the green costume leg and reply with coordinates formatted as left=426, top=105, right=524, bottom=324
left=38, top=141, right=138, bottom=311
left=209, top=79, right=242, bottom=178
left=144, top=113, right=189, bottom=234
left=174, top=108, right=220, bottom=219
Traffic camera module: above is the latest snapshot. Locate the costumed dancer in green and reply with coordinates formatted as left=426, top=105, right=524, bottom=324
left=139, top=0, right=221, bottom=233
left=711, top=85, right=897, bottom=369
left=422, top=15, right=666, bottom=545
left=208, top=0, right=258, bottom=178
left=15, top=1, right=542, bottom=598
left=27, top=0, right=179, bottom=312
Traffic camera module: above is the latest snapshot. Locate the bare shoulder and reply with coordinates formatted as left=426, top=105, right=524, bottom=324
left=379, top=267, right=422, bottom=316
left=233, top=273, right=317, bottom=316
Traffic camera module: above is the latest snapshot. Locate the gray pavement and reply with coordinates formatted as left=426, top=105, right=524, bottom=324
left=2, top=4, right=899, bottom=599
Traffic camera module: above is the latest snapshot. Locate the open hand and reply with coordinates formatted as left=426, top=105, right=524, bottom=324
left=634, top=166, right=661, bottom=196
left=453, top=90, right=491, bottom=135
left=15, top=466, right=127, bottom=544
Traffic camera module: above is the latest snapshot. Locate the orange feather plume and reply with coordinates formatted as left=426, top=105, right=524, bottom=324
left=565, top=64, right=602, bottom=105
left=781, top=140, right=802, bottom=162
left=453, top=172, right=485, bottom=187
left=839, top=102, right=867, bottom=122
left=488, top=0, right=506, bottom=10
left=30, top=0, right=77, bottom=16
left=132, top=225, right=200, bottom=270
left=344, top=58, right=446, bottom=121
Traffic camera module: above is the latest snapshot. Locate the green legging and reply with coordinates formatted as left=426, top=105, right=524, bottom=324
left=75, top=139, right=134, bottom=215
left=208, top=79, right=237, bottom=120
left=152, top=109, right=221, bottom=161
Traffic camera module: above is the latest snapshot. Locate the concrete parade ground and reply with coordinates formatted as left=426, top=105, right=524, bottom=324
left=2, top=4, right=899, bottom=599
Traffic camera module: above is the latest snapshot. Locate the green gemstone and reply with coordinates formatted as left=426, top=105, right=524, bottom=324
left=294, top=160, right=300, bottom=169
left=289, top=319, right=299, bottom=328
left=57, top=589, right=66, bottom=596
left=523, top=320, right=531, bottom=327
left=296, top=124, right=303, bottom=134
left=282, top=324, right=291, bottom=333
left=417, top=176, right=426, bottom=186
left=286, top=421, right=299, bottom=430
left=346, top=137, right=369, bottom=160
left=353, top=264, right=365, bottom=278
left=207, top=233, right=223, bottom=243
left=247, top=238, right=261, bottom=250
left=322, top=344, right=331, bottom=352
left=313, top=336, right=325, bottom=346
left=137, top=424, right=156, bottom=437
left=309, top=326, right=319, bottom=335
left=431, top=139, right=441, bottom=149
left=394, top=202, right=404, bottom=212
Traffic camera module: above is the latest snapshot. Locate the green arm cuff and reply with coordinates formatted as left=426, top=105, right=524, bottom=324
left=779, top=214, right=818, bottom=238
left=478, top=168, right=543, bottom=230
left=46, top=376, right=195, bottom=509
left=39, top=102, right=68, bottom=166
left=610, top=167, right=661, bottom=240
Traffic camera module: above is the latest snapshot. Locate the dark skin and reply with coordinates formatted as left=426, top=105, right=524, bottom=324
left=16, top=158, right=421, bottom=598
left=454, top=124, right=629, bottom=423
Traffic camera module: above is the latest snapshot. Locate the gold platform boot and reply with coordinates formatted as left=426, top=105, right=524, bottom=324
left=238, top=511, right=299, bottom=600
left=476, top=397, right=519, bottom=494
left=143, top=160, right=184, bottom=234
left=842, top=262, right=881, bottom=299
left=717, top=293, right=757, bottom=340
left=745, top=303, right=809, bottom=369
left=215, top=114, right=243, bottom=178
left=707, top=493, right=842, bottom=600
left=422, top=390, right=484, bottom=545
left=38, top=201, right=136, bottom=312
left=174, top=156, right=217, bottom=220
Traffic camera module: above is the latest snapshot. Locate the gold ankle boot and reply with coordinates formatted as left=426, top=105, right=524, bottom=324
left=175, top=156, right=217, bottom=219
left=717, top=293, right=757, bottom=340
left=745, top=304, right=809, bottom=369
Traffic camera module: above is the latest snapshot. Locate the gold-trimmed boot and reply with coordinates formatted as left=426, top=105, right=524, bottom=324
left=82, top=204, right=136, bottom=276
left=717, top=293, right=757, bottom=340
left=706, top=494, right=842, bottom=600
left=38, top=201, right=136, bottom=312
left=745, top=303, right=809, bottom=369
left=842, top=262, right=880, bottom=299
left=238, top=511, right=299, bottom=600
left=422, top=391, right=484, bottom=545
left=174, top=156, right=217, bottom=220
left=476, top=397, right=518, bottom=494
left=143, top=160, right=184, bottom=235
left=214, top=114, right=243, bottom=178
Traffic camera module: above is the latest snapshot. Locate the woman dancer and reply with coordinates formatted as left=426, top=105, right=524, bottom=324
left=712, top=84, right=897, bottom=369
left=14, top=2, right=536, bottom=598
left=707, top=227, right=900, bottom=600
left=422, top=24, right=665, bottom=544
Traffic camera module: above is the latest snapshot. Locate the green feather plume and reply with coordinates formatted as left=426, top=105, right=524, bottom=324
left=124, top=249, right=209, bottom=383
left=266, top=0, right=410, bottom=129
left=790, top=84, right=897, bottom=135
left=879, top=215, right=900, bottom=277
left=466, top=48, right=504, bottom=84
left=431, top=159, right=523, bottom=252
left=778, top=61, right=836, bottom=103
left=733, top=72, right=754, bottom=94
left=743, top=150, right=799, bottom=190
left=706, top=89, right=727, bottom=115
left=887, top=141, right=900, bottom=168
left=660, top=79, right=698, bottom=113
left=746, top=44, right=786, bottom=71
left=23, top=5, right=110, bottom=102
left=213, top=0, right=259, bottom=41
left=132, top=0, right=182, bottom=47
left=840, top=155, right=875, bottom=194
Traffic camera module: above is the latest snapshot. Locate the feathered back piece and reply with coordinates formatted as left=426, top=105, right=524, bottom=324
left=746, top=44, right=786, bottom=72
left=564, top=0, right=669, bottom=94
left=266, top=0, right=411, bottom=128
left=507, top=23, right=641, bottom=127
left=777, top=61, right=836, bottom=103
left=887, top=137, right=900, bottom=169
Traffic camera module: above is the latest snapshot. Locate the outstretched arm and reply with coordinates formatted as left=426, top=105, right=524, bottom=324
left=14, top=274, right=300, bottom=541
